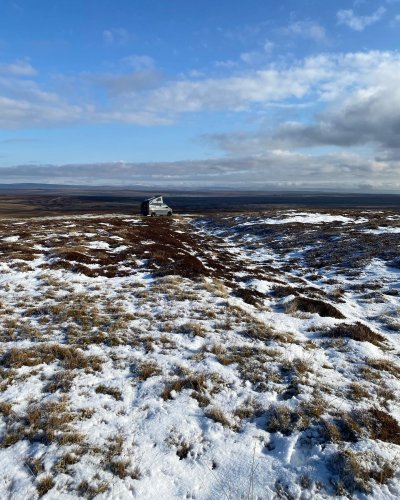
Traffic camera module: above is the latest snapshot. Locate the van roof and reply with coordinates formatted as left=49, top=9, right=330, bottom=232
left=145, top=195, right=163, bottom=202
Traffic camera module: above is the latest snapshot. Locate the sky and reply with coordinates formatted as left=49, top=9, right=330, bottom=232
left=1, top=0, right=400, bottom=191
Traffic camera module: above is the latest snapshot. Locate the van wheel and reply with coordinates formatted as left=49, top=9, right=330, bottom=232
left=167, top=211, right=172, bottom=216
left=150, top=212, right=155, bottom=217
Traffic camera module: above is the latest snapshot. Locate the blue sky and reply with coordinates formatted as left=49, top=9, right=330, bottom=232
left=1, top=0, right=400, bottom=190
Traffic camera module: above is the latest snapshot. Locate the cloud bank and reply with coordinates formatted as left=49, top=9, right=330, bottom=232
left=1, top=151, right=399, bottom=192
left=1, top=50, right=400, bottom=127
left=1, top=50, right=400, bottom=190
left=337, top=7, right=386, bottom=31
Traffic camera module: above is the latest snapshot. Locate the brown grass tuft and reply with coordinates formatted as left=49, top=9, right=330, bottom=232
left=95, top=385, right=122, bottom=401
left=234, top=287, right=264, bottom=306
left=367, top=357, right=399, bottom=377
left=78, top=479, right=109, bottom=497
left=205, top=406, right=233, bottom=428
left=347, top=382, right=369, bottom=401
left=285, top=296, right=345, bottom=319
left=330, top=449, right=395, bottom=495
left=36, top=475, right=55, bottom=497
left=179, top=322, right=207, bottom=337
left=266, top=405, right=305, bottom=435
left=136, top=360, right=162, bottom=381
left=0, top=344, right=102, bottom=371
left=0, top=401, right=12, bottom=417
left=354, top=407, right=400, bottom=444
left=327, top=323, right=385, bottom=346
left=161, top=372, right=207, bottom=400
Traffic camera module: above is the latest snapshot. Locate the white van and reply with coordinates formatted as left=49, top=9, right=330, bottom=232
left=140, top=196, right=173, bottom=216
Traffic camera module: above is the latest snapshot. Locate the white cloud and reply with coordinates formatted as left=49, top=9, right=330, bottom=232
left=102, top=28, right=130, bottom=46
left=214, top=60, right=237, bottom=68
left=1, top=152, right=398, bottom=191
left=239, top=40, right=275, bottom=65
left=0, top=59, right=36, bottom=76
left=204, top=51, right=400, bottom=164
left=2, top=49, right=400, bottom=190
left=122, top=55, right=154, bottom=70
left=286, top=21, right=327, bottom=41
left=137, top=51, right=400, bottom=115
left=239, top=51, right=261, bottom=65
left=85, top=68, right=163, bottom=97
left=239, top=41, right=275, bottom=66
left=337, top=6, right=386, bottom=31
left=0, top=62, right=166, bottom=127
left=2, top=50, right=400, bottom=157
left=263, top=40, right=275, bottom=53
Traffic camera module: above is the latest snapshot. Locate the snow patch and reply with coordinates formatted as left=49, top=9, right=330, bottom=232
left=2, top=235, right=20, bottom=242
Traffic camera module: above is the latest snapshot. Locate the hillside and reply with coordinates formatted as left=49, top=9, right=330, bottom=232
left=0, top=209, right=399, bottom=499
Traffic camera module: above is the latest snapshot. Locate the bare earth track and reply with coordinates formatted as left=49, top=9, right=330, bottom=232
left=0, top=209, right=399, bottom=499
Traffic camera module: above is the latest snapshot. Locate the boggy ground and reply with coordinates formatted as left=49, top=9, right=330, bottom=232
left=0, top=209, right=399, bottom=499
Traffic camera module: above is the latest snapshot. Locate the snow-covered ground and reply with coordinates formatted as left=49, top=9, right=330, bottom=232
left=232, top=213, right=368, bottom=225
left=0, top=209, right=399, bottom=499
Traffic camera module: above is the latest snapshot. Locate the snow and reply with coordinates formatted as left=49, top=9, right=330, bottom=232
left=364, top=227, right=400, bottom=234
left=87, top=241, right=110, bottom=250
left=112, top=245, right=129, bottom=253
left=2, top=235, right=20, bottom=242
left=0, top=210, right=399, bottom=499
left=233, top=213, right=368, bottom=225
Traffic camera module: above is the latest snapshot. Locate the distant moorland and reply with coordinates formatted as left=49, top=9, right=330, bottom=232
left=0, top=185, right=399, bottom=217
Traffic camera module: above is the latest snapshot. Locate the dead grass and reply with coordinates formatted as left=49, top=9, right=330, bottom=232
left=203, top=278, right=229, bottom=298
left=330, top=449, right=396, bottom=495
left=54, top=452, right=79, bottom=473
left=225, top=345, right=282, bottom=391
left=205, top=406, right=234, bottom=429
left=326, top=323, right=386, bottom=346
left=234, top=287, right=265, bottom=306
left=354, top=407, right=400, bottom=444
left=25, top=456, right=44, bottom=477
left=191, top=391, right=211, bottom=408
left=179, top=322, right=207, bottom=337
left=36, top=474, right=55, bottom=497
left=376, top=385, right=395, bottom=409
left=45, top=370, right=75, bottom=393
left=347, top=382, right=369, bottom=401
left=95, top=385, right=122, bottom=401
left=0, top=401, right=12, bottom=416
left=323, top=407, right=400, bottom=445
left=209, top=343, right=226, bottom=356
left=78, top=479, right=109, bottom=498
left=240, top=359, right=282, bottom=391
left=266, top=405, right=306, bottom=436
left=242, top=318, right=276, bottom=342
left=1, top=317, right=45, bottom=342
left=99, top=433, right=142, bottom=480
left=0, top=396, right=85, bottom=449
left=322, top=413, right=361, bottom=444
left=109, top=459, right=131, bottom=478
left=176, top=441, right=192, bottom=460
left=0, top=344, right=102, bottom=371
left=161, top=371, right=207, bottom=400
left=104, top=433, right=124, bottom=459
left=135, top=360, right=162, bottom=381
left=366, top=357, right=399, bottom=378
left=299, top=396, right=326, bottom=420
left=285, top=297, right=345, bottom=319
left=1, top=213, right=399, bottom=496
left=281, top=357, right=314, bottom=376
left=272, top=285, right=299, bottom=298
left=234, top=397, right=262, bottom=421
